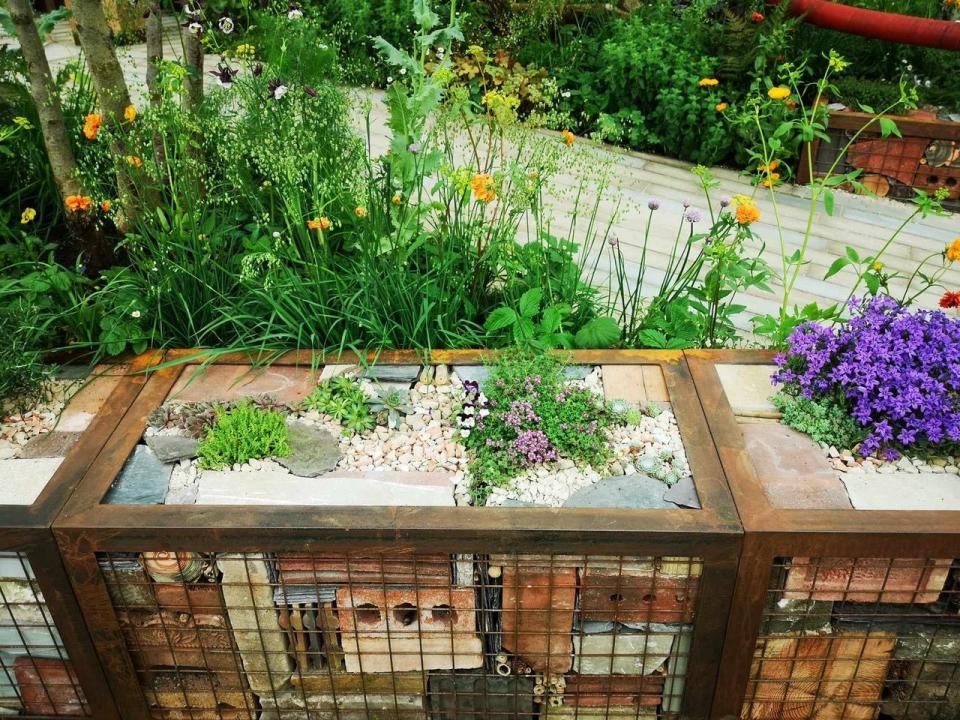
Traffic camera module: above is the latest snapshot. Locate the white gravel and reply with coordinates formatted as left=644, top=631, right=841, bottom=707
left=0, top=379, right=80, bottom=460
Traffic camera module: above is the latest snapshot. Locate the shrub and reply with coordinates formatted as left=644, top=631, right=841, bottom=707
left=459, top=351, right=616, bottom=502
left=196, top=400, right=291, bottom=469
left=773, top=295, right=960, bottom=459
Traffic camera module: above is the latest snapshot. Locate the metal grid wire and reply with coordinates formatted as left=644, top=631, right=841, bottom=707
left=97, top=551, right=703, bottom=719
left=743, top=555, right=960, bottom=720
left=0, top=551, right=89, bottom=717
left=811, top=126, right=960, bottom=212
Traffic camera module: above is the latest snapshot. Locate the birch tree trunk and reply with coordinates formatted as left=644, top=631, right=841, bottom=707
left=181, top=26, right=204, bottom=111
left=145, top=1, right=165, bottom=165
left=7, top=0, right=82, bottom=201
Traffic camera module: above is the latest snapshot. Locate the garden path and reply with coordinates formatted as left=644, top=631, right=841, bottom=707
left=12, top=23, right=960, bottom=327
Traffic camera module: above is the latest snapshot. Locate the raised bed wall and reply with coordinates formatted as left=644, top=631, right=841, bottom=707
left=51, top=350, right=742, bottom=720
left=688, top=350, right=960, bottom=720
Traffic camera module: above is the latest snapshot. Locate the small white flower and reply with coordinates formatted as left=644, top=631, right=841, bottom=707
left=461, top=416, right=475, bottom=428
left=218, top=16, right=234, bottom=33
left=287, top=8, right=303, bottom=19
left=387, top=76, right=394, bottom=84
left=478, top=392, right=488, bottom=404
left=272, top=231, right=281, bottom=238
left=561, top=91, right=571, bottom=98
left=400, top=68, right=407, bottom=75
left=131, top=310, right=141, bottom=318
left=462, top=406, right=475, bottom=416
left=459, top=429, right=470, bottom=438
left=273, top=84, right=288, bottom=100
left=187, top=21, right=202, bottom=34
left=479, top=408, right=490, bottom=417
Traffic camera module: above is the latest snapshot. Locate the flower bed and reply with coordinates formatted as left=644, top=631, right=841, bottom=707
left=52, top=350, right=741, bottom=720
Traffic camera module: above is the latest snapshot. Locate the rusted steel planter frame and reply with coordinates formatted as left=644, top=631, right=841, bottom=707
left=52, top=349, right=742, bottom=720
left=0, top=355, right=161, bottom=720
left=686, top=349, right=960, bottom=720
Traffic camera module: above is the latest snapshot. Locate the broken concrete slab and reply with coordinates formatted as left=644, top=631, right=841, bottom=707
left=739, top=420, right=852, bottom=510
left=19, top=432, right=82, bottom=459
left=0, top=457, right=63, bottom=505
left=103, top=445, right=171, bottom=505
left=196, top=469, right=455, bottom=506
left=574, top=623, right=686, bottom=676
left=842, top=472, right=960, bottom=511
left=276, top=423, right=342, bottom=477
left=715, top=364, right=779, bottom=418
left=762, top=598, right=834, bottom=635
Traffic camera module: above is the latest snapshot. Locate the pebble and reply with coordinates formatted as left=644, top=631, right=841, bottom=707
left=0, top=379, right=78, bottom=460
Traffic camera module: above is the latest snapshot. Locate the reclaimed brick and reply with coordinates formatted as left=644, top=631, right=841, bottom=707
left=14, top=657, right=87, bottom=716
left=277, top=554, right=451, bottom=586
left=144, top=670, right=255, bottom=720
left=117, top=609, right=241, bottom=674
left=784, top=557, right=952, bottom=603
left=154, top=582, right=225, bottom=615
left=428, top=670, right=535, bottom=720
left=564, top=673, right=663, bottom=708
left=580, top=568, right=698, bottom=624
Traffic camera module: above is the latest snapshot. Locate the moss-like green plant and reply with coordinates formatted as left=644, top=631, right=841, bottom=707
left=772, top=390, right=867, bottom=450
left=196, top=400, right=291, bottom=470
left=302, top=376, right=373, bottom=436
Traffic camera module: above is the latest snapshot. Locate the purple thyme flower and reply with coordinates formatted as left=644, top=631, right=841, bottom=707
left=510, top=430, right=558, bottom=465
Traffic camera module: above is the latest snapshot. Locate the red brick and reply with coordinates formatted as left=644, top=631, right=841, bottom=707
left=336, top=587, right=478, bottom=635
left=580, top=568, right=698, bottom=624
left=500, top=566, right=577, bottom=674
left=118, top=609, right=243, bottom=675
left=278, top=553, right=451, bottom=586
left=784, top=557, right=952, bottom=603
left=153, top=582, right=226, bottom=615
left=566, top=674, right=664, bottom=708
left=14, top=657, right=87, bottom=716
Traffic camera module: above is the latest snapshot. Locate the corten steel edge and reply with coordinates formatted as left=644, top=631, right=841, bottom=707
left=686, top=349, right=960, bottom=720
left=52, top=348, right=744, bottom=720
left=0, top=351, right=163, bottom=720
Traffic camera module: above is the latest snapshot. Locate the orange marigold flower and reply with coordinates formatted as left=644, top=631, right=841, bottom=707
left=760, top=172, right=781, bottom=187
left=319, top=216, right=332, bottom=230
left=354, top=206, right=368, bottom=218
left=307, top=218, right=323, bottom=230
left=100, top=199, right=112, bottom=212
left=698, top=78, right=719, bottom=87
left=125, top=155, right=143, bottom=167
left=715, top=102, right=728, bottom=112
left=947, top=237, right=960, bottom=262
left=768, top=86, right=791, bottom=101
left=124, top=104, right=137, bottom=122
left=940, top=290, right=960, bottom=309
left=65, top=195, right=93, bottom=213
left=561, top=129, right=575, bottom=147
left=736, top=202, right=761, bottom=225
left=471, top=173, right=496, bottom=203
left=759, top=160, right=779, bottom=173
left=751, top=11, right=765, bottom=22
left=82, top=113, right=101, bottom=140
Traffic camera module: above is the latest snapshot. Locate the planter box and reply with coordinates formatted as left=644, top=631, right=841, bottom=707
left=799, top=110, right=960, bottom=213
left=688, top=350, right=960, bottom=720
left=53, top=349, right=742, bottom=720
left=0, top=355, right=156, bottom=719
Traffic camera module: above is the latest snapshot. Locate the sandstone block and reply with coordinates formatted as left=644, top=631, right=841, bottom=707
left=168, top=364, right=319, bottom=404
left=259, top=690, right=426, bottom=720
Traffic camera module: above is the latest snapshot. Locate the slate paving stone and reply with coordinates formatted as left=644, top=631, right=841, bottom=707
left=361, top=365, right=421, bottom=383
left=104, top=445, right=172, bottom=505
left=276, top=423, right=341, bottom=477
left=662, top=474, right=700, bottom=509
left=19, top=432, right=82, bottom=459
left=563, top=474, right=674, bottom=509
left=428, top=671, right=536, bottom=720
left=842, top=472, right=960, bottom=511
left=144, top=433, right=199, bottom=463
left=452, top=366, right=489, bottom=384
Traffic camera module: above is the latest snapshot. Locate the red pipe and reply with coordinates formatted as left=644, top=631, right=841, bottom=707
left=769, top=0, right=960, bottom=51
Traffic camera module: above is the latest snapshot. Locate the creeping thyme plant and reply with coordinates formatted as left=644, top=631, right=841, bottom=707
left=458, top=352, right=618, bottom=503
left=196, top=400, right=291, bottom=469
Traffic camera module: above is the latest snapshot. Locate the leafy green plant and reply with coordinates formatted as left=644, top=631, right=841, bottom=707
left=368, top=385, right=415, bottom=429
left=772, top=390, right=867, bottom=450
left=196, top=400, right=291, bottom=469
left=303, top=376, right=375, bottom=435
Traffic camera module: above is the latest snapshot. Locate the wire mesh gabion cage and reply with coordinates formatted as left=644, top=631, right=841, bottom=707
left=94, top=550, right=705, bottom=720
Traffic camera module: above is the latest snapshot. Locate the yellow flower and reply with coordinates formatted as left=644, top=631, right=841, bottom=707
left=698, top=78, right=719, bottom=87
left=100, top=199, right=112, bottom=213
left=947, top=238, right=960, bottom=262
left=562, top=129, right=575, bottom=147
left=870, top=261, right=883, bottom=272
left=392, top=193, right=402, bottom=205
left=82, top=113, right=101, bottom=140
left=12, top=116, right=32, bottom=129
left=768, top=86, right=791, bottom=101
left=235, top=43, right=256, bottom=59
left=759, top=160, right=779, bottom=173
left=471, top=173, right=496, bottom=203
left=760, top=172, right=781, bottom=188
left=125, top=155, right=143, bottom=167
left=715, top=102, right=728, bottom=112
left=20, top=207, right=36, bottom=224
left=124, top=104, right=137, bottom=122
left=307, top=218, right=323, bottom=230
left=354, top=206, right=368, bottom=218
left=65, top=195, right=93, bottom=213
left=736, top=201, right=761, bottom=225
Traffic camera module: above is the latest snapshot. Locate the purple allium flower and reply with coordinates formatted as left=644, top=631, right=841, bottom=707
left=719, top=196, right=731, bottom=208
left=682, top=199, right=691, bottom=209
left=408, top=142, right=421, bottom=154
left=684, top=207, right=704, bottom=223
left=647, top=198, right=661, bottom=211
left=773, top=295, right=960, bottom=458
left=607, top=233, right=619, bottom=247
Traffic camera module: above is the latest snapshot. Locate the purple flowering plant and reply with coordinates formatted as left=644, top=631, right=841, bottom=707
left=461, top=351, right=616, bottom=502
left=773, top=295, right=960, bottom=459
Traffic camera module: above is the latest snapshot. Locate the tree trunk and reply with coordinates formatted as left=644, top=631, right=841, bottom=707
left=145, top=2, right=165, bottom=166
left=181, top=26, right=204, bottom=111
left=7, top=0, right=82, bottom=201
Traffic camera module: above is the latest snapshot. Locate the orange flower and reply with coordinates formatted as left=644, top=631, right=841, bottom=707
left=319, top=216, right=332, bottom=230
left=759, top=160, right=779, bottom=173
left=940, top=290, right=960, bottom=308
left=786, top=99, right=798, bottom=110
left=471, top=173, right=496, bottom=203
left=947, top=237, right=960, bottom=262
left=100, top=199, right=112, bottom=212
left=698, top=78, right=719, bottom=87
left=124, top=104, right=137, bottom=122
left=307, top=218, right=323, bottom=230
left=715, top=102, right=728, bottom=112
left=736, top=201, right=761, bottom=225
left=392, top=193, right=402, bottom=205
left=751, top=11, right=765, bottom=22
left=768, top=86, right=791, bottom=101
left=760, top=172, right=781, bottom=188
left=354, top=206, right=368, bottom=218
left=561, top=129, right=575, bottom=147
left=82, top=113, right=101, bottom=140
left=125, top=155, right=143, bottom=167
left=65, top=195, right=93, bottom=213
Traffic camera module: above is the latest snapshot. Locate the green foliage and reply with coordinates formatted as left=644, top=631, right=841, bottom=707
left=0, top=309, right=51, bottom=412
left=772, top=390, right=867, bottom=450
left=196, top=400, right=291, bottom=469
left=303, top=377, right=375, bottom=435
left=463, top=351, right=616, bottom=502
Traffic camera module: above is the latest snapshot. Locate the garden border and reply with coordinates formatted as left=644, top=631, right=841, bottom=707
left=686, top=349, right=960, bottom=720
left=51, top=349, right=743, bottom=720
left=0, top=352, right=161, bottom=720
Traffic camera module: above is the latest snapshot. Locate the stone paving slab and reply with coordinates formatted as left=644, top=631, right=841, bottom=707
left=842, top=472, right=960, bottom=511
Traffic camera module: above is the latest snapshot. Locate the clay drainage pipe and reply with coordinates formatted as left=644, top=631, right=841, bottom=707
left=768, top=0, right=960, bottom=51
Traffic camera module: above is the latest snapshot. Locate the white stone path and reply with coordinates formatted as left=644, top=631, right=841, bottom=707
left=9, top=23, right=960, bottom=329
